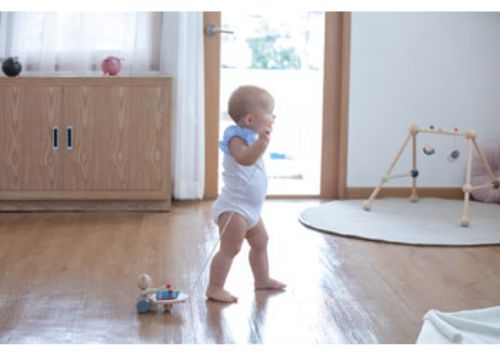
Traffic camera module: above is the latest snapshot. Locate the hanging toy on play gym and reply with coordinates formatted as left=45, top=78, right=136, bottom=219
left=422, top=125, right=436, bottom=155
left=448, top=127, right=461, bottom=162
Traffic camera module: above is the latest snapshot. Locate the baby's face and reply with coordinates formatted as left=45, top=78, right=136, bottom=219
left=250, top=99, right=275, bottom=132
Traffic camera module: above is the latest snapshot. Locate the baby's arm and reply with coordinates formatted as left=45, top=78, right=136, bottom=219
left=229, top=125, right=271, bottom=166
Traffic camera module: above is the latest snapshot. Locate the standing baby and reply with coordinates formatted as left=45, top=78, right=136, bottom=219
left=206, top=85, right=286, bottom=303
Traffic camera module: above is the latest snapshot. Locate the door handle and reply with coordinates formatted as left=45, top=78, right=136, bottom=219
left=66, top=126, right=73, bottom=151
left=204, top=24, right=234, bottom=37
left=52, top=126, right=59, bottom=150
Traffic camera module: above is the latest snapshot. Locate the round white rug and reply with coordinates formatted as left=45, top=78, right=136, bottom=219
left=299, top=198, right=500, bottom=246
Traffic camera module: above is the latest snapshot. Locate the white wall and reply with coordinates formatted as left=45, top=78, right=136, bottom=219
left=348, top=13, right=500, bottom=187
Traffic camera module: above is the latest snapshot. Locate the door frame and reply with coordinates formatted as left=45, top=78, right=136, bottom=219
left=203, top=12, right=221, bottom=200
left=203, top=12, right=351, bottom=199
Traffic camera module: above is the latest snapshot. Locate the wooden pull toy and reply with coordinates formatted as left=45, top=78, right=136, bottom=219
left=136, top=273, right=188, bottom=314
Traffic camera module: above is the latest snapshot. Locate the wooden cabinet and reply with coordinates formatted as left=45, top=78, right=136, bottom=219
left=0, top=85, right=63, bottom=193
left=0, top=77, right=171, bottom=207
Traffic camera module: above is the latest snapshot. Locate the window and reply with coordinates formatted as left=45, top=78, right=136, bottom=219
left=0, top=12, right=162, bottom=75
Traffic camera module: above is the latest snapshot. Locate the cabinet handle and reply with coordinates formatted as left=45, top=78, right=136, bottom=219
left=52, top=126, right=59, bottom=150
left=67, top=126, right=73, bottom=150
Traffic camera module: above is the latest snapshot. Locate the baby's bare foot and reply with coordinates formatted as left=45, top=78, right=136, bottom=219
left=254, top=278, right=286, bottom=291
left=206, top=287, right=238, bottom=303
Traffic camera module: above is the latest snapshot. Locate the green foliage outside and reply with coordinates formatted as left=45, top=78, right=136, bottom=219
left=246, top=35, right=301, bottom=70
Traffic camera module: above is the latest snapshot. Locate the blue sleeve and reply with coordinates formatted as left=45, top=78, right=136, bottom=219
left=219, top=125, right=258, bottom=155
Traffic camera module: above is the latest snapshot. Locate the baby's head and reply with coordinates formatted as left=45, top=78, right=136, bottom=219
left=227, top=85, right=275, bottom=129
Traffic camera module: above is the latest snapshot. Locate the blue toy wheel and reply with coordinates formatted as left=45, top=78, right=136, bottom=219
left=136, top=299, right=152, bottom=313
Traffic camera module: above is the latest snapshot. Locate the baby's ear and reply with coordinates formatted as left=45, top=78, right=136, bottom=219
left=243, top=114, right=253, bottom=126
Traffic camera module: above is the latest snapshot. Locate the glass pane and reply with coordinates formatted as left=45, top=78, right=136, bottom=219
left=219, top=12, right=325, bottom=195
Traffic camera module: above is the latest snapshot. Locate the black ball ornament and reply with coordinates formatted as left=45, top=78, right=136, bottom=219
left=2, top=57, right=22, bottom=77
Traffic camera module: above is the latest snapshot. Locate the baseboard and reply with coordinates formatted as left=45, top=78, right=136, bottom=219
left=0, top=200, right=171, bottom=212
left=346, top=187, right=464, bottom=200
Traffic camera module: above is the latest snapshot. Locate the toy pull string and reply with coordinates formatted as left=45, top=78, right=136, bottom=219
left=136, top=162, right=260, bottom=314
left=188, top=163, right=259, bottom=294
left=187, top=211, right=235, bottom=293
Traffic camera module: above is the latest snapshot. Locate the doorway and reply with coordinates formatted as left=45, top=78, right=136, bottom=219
left=203, top=12, right=350, bottom=199
left=219, top=12, right=324, bottom=195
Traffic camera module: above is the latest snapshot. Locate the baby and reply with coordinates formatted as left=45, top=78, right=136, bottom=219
left=206, top=85, right=286, bottom=303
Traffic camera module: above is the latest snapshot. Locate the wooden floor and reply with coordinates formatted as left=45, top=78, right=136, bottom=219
left=0, top=199, right=499, bottom=344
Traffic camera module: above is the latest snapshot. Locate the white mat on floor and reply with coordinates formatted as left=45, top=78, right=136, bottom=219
left=299, top=198, right=500, bottom=246
left=417, top=306, right=500, bottom=343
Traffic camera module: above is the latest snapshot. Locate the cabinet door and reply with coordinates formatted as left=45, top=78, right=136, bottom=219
left=0, top=86, right=63, bottom=198
left=62, top=83, right=170, bottom=199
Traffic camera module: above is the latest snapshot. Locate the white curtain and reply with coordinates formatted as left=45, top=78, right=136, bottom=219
left=160, top=12, right=205, bottom=200
left=0, top=11, right=205, bottom=199
left=0, top=12, right=162, bottom=75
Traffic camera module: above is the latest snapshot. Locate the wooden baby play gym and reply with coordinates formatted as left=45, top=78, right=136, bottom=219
left=363, top=123, right=500, bottom=227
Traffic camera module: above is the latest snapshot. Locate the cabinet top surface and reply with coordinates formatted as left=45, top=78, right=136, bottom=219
left=0, top=76, right=171, bottom=86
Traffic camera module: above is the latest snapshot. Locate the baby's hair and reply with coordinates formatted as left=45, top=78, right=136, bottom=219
left=227, top=85, right=273, bottom=123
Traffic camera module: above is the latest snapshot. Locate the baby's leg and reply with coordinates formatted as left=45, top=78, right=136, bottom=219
left=246, top=218, right=286, bottom=291
left=206, top=212, right=246, bottom=303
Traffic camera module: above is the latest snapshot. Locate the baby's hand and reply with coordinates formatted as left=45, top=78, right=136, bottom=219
left=258, top=123, right=273, bottom=144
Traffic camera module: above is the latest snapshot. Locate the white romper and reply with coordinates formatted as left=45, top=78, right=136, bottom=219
left=212, top=125, right=267, bottom=230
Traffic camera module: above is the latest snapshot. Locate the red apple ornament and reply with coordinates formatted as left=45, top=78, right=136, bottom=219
left=101, top=56, right=122, bottom=76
